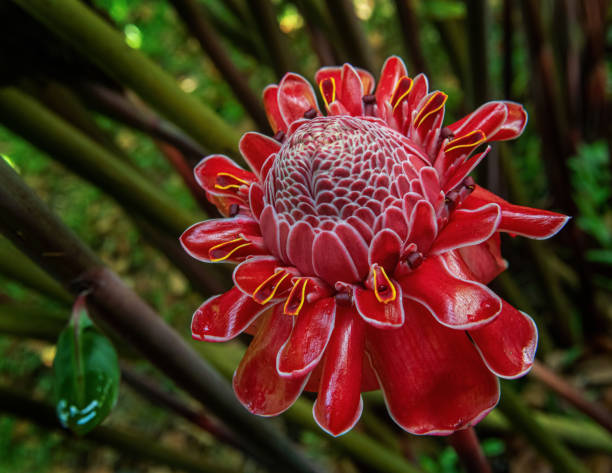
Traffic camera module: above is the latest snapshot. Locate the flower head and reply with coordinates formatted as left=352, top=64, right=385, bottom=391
left=181, top=57, right=569, bottom=436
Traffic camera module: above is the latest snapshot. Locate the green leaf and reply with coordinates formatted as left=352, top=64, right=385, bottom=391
left=53, top=294, right=120, bottom=435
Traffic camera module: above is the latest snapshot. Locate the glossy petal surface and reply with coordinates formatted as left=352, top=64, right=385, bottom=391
left=233, top=307, right=309, bottom=416
left=367, top=299, right=499, bottom=435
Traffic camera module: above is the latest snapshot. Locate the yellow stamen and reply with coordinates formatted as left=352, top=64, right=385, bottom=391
left=391, top=77, right=413, bottom=112
left=253, top=271, right=290, bottom=305
left=208, top=237, right=252, bottom=262
left=444, top=129, right=487, bottom=153
left=284, top=278, right=309, bottom=316
left=414, top=92, right=448, bottom=129
left=214, top=172, right=250, bottom=190
left=318, top=77, right=336, bottom=110
left=373, top=266, right=397, bottom=304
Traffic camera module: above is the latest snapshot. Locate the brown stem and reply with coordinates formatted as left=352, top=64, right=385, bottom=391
left=393, top=0, right=429, bottom=75
left=447, top=427, right=492, bottom=473
left=78, top=82, right=208, bottom=166
left=294, top=0, right=339, bottom=67
left=120, top=363, right=243, bottom=449
left=0, top=386, right=238, bottom=473
left=531, top=361, right=612, bottom=434
left=326, top=0, right=377, bottom=71
left=246, top=0, right=296, bottom=78
left=170, top=0, right=271, bottom=133
left=0, top=158, right=325, bottom=473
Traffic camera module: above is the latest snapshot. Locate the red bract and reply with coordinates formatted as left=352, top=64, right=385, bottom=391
left=181, top=57, right=569, bottom=436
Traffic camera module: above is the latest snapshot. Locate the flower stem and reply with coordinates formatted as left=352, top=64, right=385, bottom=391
left=0, top=158, right=326, bottom=473
left=497, top=383, right=590, bottom=473
left=11, top=0, right=241, bottom=157
left=392, top=0, right=429, bottom=76
left=0, top=385, right=239, bottom=473
left=531, top=361, right=612, bottom=434
left=447, top=427, right=492, bottom=473
left=170, top=0, right=271, bottom=132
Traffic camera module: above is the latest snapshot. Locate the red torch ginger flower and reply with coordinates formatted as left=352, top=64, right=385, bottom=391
left=181, top=57, right=569, bottom=436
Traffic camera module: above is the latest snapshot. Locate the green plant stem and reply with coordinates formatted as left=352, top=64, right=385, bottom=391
left=246, top=0, right=296, bottom=78
left=0, top=87, right=197, bottom=237
left=0, top=159, right=325, bottom=473
left=287, top=400, right=424, bottom=473
left=326, top=0, right=377, bottom=71
left=0, top=302, right=66, bottom=341
left=170, top=0, right=271, bottom=132
left=531, top=361, right=612, bottom=433
left=497, top=384, right=590, bottom=473
left=0, top=237, right=71, bottom=304
left=0, top=386, right=239, bottom=473
left=393, top=0, right=429, bottom=75
left=482, top=409, right=612, bottom=454
left=11, top=0, right=241, bottom=157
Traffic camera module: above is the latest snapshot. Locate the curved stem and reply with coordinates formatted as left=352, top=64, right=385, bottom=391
left=447, top=427, right=492, bottom=473
left=497, top=383, right=590, bottom=473
left=11, top=0, right=241, bottom=157
left=531, top=361, right=612, bottom=434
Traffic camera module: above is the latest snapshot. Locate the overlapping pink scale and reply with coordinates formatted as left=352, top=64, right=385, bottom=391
left=181, top=56, right=569, bottom=437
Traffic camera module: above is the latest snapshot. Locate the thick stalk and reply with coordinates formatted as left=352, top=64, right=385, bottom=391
left=482, top=409, right=612, bottom=454
left=0, top=302, right=66, bottom=341
left=0, top=159, right=325, bottom=473
left=0, top=88, right=197, bottom=237
left=326, top=0, right=377, bottom=71
left=0, top=386, right=238, bottom=473
left=0, top=237, right=71, bottom=304
left=497, top=383, right=590, bottom=473
left=246, top=0, right=296, bottom=78
left=120, top=364, right=243, bottom=449
left=393, top=0, right=429, bottom=75
left=531, top=361, right=612, bottom=433
left=294, top=0, right=340, bottom=66
left=11, top=0, right=241, bottom=157
left=78, top=82, right=208, bottom=165
left=447, top=427, right=492, bottom=473
left=170, top=0, right=271, bottom=132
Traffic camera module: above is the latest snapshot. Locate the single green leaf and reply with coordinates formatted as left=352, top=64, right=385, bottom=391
left=53, top=295, right=119, bottom=435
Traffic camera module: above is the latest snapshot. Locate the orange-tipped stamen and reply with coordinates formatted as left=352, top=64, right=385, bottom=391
left=252, top=271, right=290, bottom=305
left=208, top=237, right=252, bottom=262
left=391, top=76, right=413, bottom=112
left=283, top=278, right=309, bottom=316
left=372, top=265, right=397, bottom=304
left=214, top=172, right=250, bottom=190
left=414, top=92, right=448, bottom=129
left=319, top=77, right=336, bottom=110
left=444, top=129, right=487, bottom=153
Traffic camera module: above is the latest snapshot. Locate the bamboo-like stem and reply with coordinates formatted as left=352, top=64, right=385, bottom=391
left=393, top=0, right=429, bottom=75
left=294, top=0, right=340, bottom=66
left=0, top=237, right=71, bottom=304
left=0, top=301, right=66, bottom=341
left=287, top=400, right=424, bottom=473
left=531, top=361, right=612, bottom=433
left=432, top=19, right=469, bottom=110
left=0, top=88, right=198, bottom=236
left=326, top=0, right=377, bottom=71
left=120, top=364, right=243, bottom=449
left=78, top=82, right=208, bottom=165
left=170, top=0, right=271, bottom=132
left=0, top=159, right=325, bottom=473
left=130, top=215, right=230, bottom=295
left=482, top=409, right=612, bottom=454
left=497, top=383, right=590, bottom=473
left=502, top=0, right=514, bottom=99
left=11, top=0, right=241, bottom=157
left=246, top=0, right=296, bottom=78
left=447, top=427, right=492, bottom=473
left=464, top=0, right=490, bottom=106
left=0, top=386, right=239, bottom=473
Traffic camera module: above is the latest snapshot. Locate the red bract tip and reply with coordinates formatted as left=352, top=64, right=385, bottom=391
left=181, top=56, right=569, bottom=436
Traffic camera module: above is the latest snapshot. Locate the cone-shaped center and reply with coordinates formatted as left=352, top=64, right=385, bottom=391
left=264, top=116, right=430, bottom=233
left=260, top=116, right=440, bottom=284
